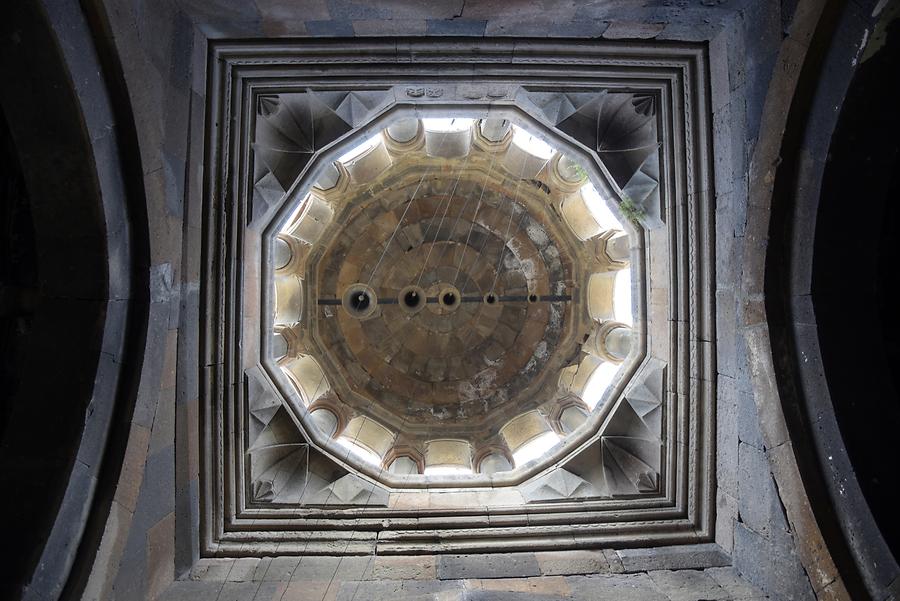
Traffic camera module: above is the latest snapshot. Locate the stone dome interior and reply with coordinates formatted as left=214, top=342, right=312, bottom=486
left=268, top=113, right=637, bottom=480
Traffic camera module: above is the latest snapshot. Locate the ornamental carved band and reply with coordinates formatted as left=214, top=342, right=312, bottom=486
left=201, top=39, right=715, bottom=556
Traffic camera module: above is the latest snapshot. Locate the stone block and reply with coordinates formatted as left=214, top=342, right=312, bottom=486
left=253, top=557, right=273, bottom=581
left=437, top=552, right=541, bottom=580
left=252, top=581, right=288, bottom=601
left=738, top=442, right=785, bottom=539
left=156, top=580, right=222, bottom=601
left=602, top=21, right=665, bottom=39
left=733, top=522, right=815, bottom=601
left=647, top=569, right=729, bottom=601
left=371, top=555, right=436, bottom=580
left=334, top=579, right=403, bottom=601
left=218, top=581, right=261, bottom=601
left=400, top=578, right=467, bottom=595
left=150, top=386, right=176, bottom=455
left=534, top=550, right=609, bottom=576
left=305, top=19, right=355, bottom=36
left=114, top=423, right=151, bottom=513
left=146, top=512, right=175, bottom=599
left=470, top=575, right=571, bottom=596
left=425, top=19, right=487, bottom=35
left=737, top=389, right=765, bottom=450
left=228, top=557, right=261, bottom=581
left=616, top=543, right=730, bottom=572
left=566, top=573, right=668, bottom=601
left=191, top=559, right=234, bottom=581
left=716, top=489, right=738, bottom=553
left=706, top=566, right=767, bottom=600
left=602, top=549, right=624, bottom=573
left=352, top=19, right=426, bottom=35
left=282, top=579, right=333, bottom=601
left=716, top=374, right=739, bottom=498
left=290, top=555, right=373, bottom=582
left=262, top=556, right=299, bottom=581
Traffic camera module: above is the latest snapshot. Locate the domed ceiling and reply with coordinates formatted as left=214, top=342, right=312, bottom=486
left=270, top=115, right=636, bottom=478
left=202, top=40, right=717, bottom=555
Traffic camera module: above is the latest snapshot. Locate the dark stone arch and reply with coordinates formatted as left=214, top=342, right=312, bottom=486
left=0, top=2, right=150, bottom=598
left=764, top=0, right=900, bottom=597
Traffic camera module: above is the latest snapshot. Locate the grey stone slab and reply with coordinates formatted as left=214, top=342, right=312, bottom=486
left=615, top=543, right=730, bottom=573
left=466, top=591, right=566, bottom=601
left=191, top=559, right=235, bottom=581
left=290, top=555, right=373, bottom=581
left=326, top=0, right=390, bottom=20
left=401, top=578, right=468, bottom=595
left=425, top=19, right=487, bottom=35
left=132, top=444, right=176, bottom=533
left=716, top=374, right=739, bottom=498
left=156, top=580, right=222, bottom=601
left=705, top=567, right=767, bottom=600
left=305, top=19, right=355, bottom=36
left=262, top=556, right=300, bottom=581
left=437, top=553, right=541, bottom=580
left=352, top=19, right=427, bottom=35
left=218, top=581, right=262, bottom=601
left=738, top=442, right=787, bottom=539
left=228, top=557, right=261, bottom=581
left=647, top=569, right=730, bottom=601
left=334, top=579, right=403, bottom=601
left=716, top=489, right=738, bottom=553
left=737, top=389, right=765, bottom=450
left=566, top=573, right=668, bottom=601
left=733, top=522, right=815, bottom=601
left=535, top=550, right=609, bottom=576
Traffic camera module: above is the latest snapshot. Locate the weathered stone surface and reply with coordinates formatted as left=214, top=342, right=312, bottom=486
left=705, top=567, right=767, bottom=600
left=602, top=21, right=665, bottom=39
left=190, top=558, right=234, bottom=581
left=616, top=544, right=730, bottom=573
left=290, top=555, right=373, bottom=582
left=438, top=553, right=541, bottom=580
left=262, top=556, right=300, bottom=581
left=566, top=573, right=668, bottom=601
left=738, top=442, right=786, bottom=539
left=470, top=575, right=572, bottom=596
left=146, top=512, right=175, bottom=599
left=157, top=580, right=222, bottom=601
left=535, top=550, right=609, bottom=576
left=733, top=522, right=815, bottom=601
left=371, top=554, right=436, bottom=580
left=647, top=569, right=729, bottom=601
left=227, top=557, right=261, bottom=581
left=217, top=581, right=261, bottom=601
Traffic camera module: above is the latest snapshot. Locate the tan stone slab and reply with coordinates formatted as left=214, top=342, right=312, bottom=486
left=535, top=549, right=610, bottom=576
left=371, top=555, right=437, bottom=580
left=468, top=575, right=571, bottom=595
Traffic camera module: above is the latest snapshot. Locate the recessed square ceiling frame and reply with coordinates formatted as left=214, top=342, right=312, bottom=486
left=200, top=38, right=715, bottom=556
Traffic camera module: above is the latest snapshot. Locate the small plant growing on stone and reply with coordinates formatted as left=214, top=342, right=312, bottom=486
left=618, top=195, right=646, bottom=225
left=571, top=163, right=589, bottom=181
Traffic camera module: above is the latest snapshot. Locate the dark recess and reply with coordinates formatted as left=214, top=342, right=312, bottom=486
left=812, top=17, right=900, bottom=560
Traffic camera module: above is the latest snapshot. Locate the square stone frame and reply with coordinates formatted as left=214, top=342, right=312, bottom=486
left=200, top=38, right=715, bottom=556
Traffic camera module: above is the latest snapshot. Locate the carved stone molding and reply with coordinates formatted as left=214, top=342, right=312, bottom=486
left=201, top=39, right=714, bottom=556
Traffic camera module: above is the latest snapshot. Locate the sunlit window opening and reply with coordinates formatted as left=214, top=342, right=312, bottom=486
left=581, top=183, right=622, bottom=231
left=511, top=125, right=555, bottom=159
left=513, top=431, right=561, bottom=466
left=614, top=269, right=633, bottom=326
left=423, top=465, right=473, bottom=476
left=582, top=361, right=619, bottom=410
left=422, top=117, right=473, bottom=132
left=335, top=437, right=382, bottom=466
left=337, top=134, right=380, bottom=164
